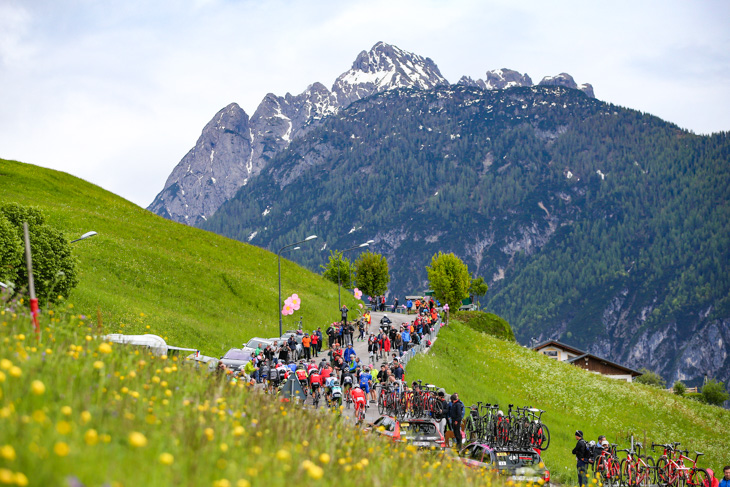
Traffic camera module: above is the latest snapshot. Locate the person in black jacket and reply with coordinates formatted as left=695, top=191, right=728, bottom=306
left=448, top=393, right=465, bottom=449
left=572, top=430, right=590, bottom=487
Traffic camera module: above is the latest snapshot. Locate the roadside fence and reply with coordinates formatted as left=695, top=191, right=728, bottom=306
left=399, top=318, right=443, bottom=370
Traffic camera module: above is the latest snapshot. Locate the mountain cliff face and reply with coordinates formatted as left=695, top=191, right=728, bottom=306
left=147, top=103, right=251, bottom=223
left=149, top=42, right=450, bottom=225
left=149, top=42, right=591, bottom=226
left=200, top=84, right=729, bottom=387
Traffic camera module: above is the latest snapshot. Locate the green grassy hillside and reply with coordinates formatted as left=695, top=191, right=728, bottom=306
left=0, top=158, right=357, bottom=355
left=407, top=322, right=728, bottom=484
left=0, top=301, right=486, bottom=487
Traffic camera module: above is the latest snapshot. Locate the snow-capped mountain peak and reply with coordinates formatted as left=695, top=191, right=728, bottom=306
left=332, top=41, right=448, bottom=107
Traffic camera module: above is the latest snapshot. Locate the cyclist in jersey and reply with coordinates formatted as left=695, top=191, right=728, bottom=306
left=320, top=364, right=332, bottom=381
left=359, top=367, right=375, bottom=403
left=341, top=370, right=354, bottom=404
left=351, top=384, right=367, bottom=421
left=324, top=374, right=337, bottom=399
left=309, top=369, right=322, bottom=401
left=295, top=365, right=309, bottom=395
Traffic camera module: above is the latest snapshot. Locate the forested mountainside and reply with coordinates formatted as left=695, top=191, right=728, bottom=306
left=201, top=84, right=730, bottom=385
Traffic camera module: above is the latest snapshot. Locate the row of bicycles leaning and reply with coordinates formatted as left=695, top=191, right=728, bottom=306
left=377, top=385, right=551, bottom=452
left=593, top=441, right=711, bottom=487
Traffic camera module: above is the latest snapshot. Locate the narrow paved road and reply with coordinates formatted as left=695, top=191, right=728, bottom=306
left=306, top=310, right=422, bottom=424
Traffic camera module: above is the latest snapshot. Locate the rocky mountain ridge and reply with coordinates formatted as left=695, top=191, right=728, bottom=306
left=199, top=84, right=729, bottom=387
left=148, top=42, right=594, bottom=225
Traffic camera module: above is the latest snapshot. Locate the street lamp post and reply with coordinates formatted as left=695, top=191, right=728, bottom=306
left=336, top=241, right=373, bottom=310
left=278, top=235, right=317, bottom=337
left=70, top=231, right=97, bottom=244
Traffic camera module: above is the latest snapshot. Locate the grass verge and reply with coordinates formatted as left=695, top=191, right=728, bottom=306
left=406, top=321, right=728, bottom=485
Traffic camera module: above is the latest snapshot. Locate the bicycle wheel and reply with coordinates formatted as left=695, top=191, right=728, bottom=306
left=638, top=456, right=654, bottom=487
left=656, top=457, right=669, bottom=486
left=622, top=459, right=638, bottom=487
left=378, top=394, right=385, bottom=415
left=464, top=416, right=476, bottom=441
left=608, top=459, right=621, bottom=487
left=537, top=423, right=550, bottom=451
left=687, top=469, right=709, bottom=487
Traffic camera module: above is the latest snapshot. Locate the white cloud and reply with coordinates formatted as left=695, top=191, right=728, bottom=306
left=0, top=0, right=728, bottom=208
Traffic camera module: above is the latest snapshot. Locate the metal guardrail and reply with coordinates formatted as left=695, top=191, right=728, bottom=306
left=399, top=319, right=442, bottom=370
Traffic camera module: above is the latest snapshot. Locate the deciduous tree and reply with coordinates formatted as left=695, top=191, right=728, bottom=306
left=354, top=251, right=389, bottom=297
left=320, top=250, right=353, bottom=288
left=427, top=252, right=471, bottom=310
left=0, top=203, right=78, bottom=304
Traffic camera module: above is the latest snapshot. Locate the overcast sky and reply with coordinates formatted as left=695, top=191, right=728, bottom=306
left=1, top=0, right=728, bottom=208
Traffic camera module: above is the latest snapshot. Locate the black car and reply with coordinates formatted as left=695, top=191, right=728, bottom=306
left=459, top=442, right=550, bottom=484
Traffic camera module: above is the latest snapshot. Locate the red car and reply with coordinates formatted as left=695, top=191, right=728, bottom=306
left=366, top=415, right=447, bottom=450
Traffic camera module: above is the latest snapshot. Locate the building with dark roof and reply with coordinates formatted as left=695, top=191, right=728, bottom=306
left=533, top=340, right=642, bottom=383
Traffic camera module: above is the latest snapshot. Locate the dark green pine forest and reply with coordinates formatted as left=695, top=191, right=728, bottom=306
left=202, top=85, right=730, bottom=384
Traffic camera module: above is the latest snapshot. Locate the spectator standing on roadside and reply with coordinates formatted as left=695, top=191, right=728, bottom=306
left=572, top=430, right=590, bottom=487
left=383, top=335, right=391, bottom=356
left=406, top=299, right=413, bottom=315
left=393, top=297, right=399, bottom=313
left=341, top=305, right=349, bottom=327
left=302, top=333, right=311, bottom=360
left=401, top=327, right=411, bottom=352
left=434, top=391, right=449, bottom=434
left=443, top=303, right=450, bottom=324
left=448, top=393, right=465, bottom=449
left=343, top=343, right=356, bottom=364
left=311, top=332, right=319, bottom=357
left=392, top=359, right=404, bottom=381
left=326, top=324, right=335, bottom=349
left=719, top=466, right=730, bottom=487
left=394, top=331, right=403, bottom=356
left=315, top=328, right=323, bottom=355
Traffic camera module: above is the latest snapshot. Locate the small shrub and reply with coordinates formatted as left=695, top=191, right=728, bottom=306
left=685, top=392, right=705, bottom=402
left=673, top=380, right=687, bottom=396
left=701, top=379, right=730, bottom=406
left=451, top=310, right=515, bottom=341
left=635, top=368, right=667, bottom=388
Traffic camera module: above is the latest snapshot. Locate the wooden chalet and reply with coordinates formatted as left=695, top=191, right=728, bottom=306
left=533, top=340, right=642, bottom=383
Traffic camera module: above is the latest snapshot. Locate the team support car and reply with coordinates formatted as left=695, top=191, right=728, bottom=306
left=459, top=442, right=550, bottom=485
left=219, top=348, right=252, bottom=369
left=366, top=415, right=446, bottom=450
left=185, top=352, right=219, bottom=371
left=242, top=337, right=275, bottom=356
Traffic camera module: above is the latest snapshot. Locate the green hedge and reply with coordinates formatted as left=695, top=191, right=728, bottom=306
left=451, top=310, right=515, bottom=341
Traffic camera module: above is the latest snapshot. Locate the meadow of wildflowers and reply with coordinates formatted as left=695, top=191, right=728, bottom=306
left=407, top=322, right=729, bottom=485
left=0, top=293, right=508, bottom=487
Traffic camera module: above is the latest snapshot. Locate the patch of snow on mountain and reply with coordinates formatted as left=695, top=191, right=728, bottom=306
left=248, top=231, right=258, bottom=242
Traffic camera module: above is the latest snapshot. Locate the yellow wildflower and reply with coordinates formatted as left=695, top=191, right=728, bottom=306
left=53, top=442, right=70, bottom=457
left=128, top=432, right=147, bottom=448
left=0, top=445, right=15, bottom=461
left=84, top=429, right=99, bottom=446
left=159, top=453, right=174, bottom=465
